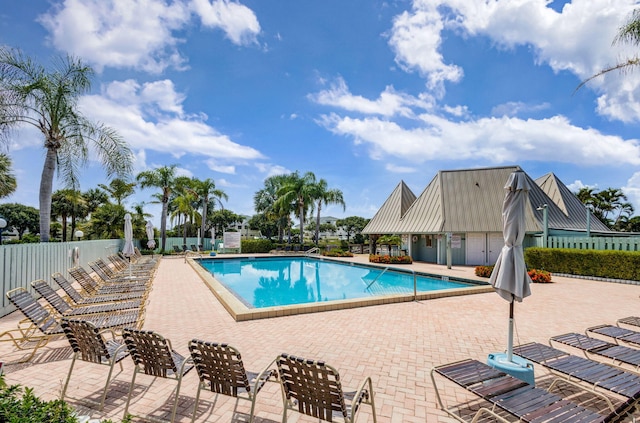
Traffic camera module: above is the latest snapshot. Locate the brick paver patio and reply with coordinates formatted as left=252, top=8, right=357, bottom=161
left=1, top=254, right=639, bottom=422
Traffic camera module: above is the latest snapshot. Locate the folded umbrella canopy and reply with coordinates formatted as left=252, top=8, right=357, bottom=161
left=489, top=170, right=532, bottom=362
left=122, top=213, right=135, bottom=278
left=145, top=220, right=155, bottom=249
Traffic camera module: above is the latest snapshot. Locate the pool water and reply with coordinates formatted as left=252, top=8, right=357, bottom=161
left=197, top=257, right=477, bottom=308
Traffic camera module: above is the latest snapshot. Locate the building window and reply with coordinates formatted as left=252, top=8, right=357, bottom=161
left=425, top=235, right=433, bottom=248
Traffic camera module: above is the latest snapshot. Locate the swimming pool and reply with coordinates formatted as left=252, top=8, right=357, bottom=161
left=190, top=256, right=493, bottom=321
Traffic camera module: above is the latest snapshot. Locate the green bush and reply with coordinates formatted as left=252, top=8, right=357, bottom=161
left=322, top=249, right=353, bottom=257
left=0, top=375, right=131, bottom=423
left=368, top=254, right=412, bottom=264
left=240, top=239, right=273, bottom=253
left=525, top=247, right=640, bottom=281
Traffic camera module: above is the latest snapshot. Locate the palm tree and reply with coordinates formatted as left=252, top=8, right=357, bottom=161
left=188, top=178, right=227, bottom=244
left=0, top=153, right=16, bottom=199
left=254, top=174, right=290, bottom=242
left=98, top=178, right=136, bottom=205
left=83, top=188, right=109, bottom=215
left=275, top=171, right=317, bottom=245
left=136, top=165, right=177, bottom=251
left=51, top=189, right=87, bottom=241
left=578, top=9, right=640, bottom=89
left=310, top=179, right=345, bottom=245
left=0, top=48, right=133, bottom=241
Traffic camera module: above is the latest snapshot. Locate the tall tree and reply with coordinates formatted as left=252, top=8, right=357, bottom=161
left=0, top=203, right=39, bottom=239
left=171, top=176, right=199, bottom=244
left=51, top=189, right=85, bottom=241
left=0, top=48, right=133, bottom=241
left=275, top=171, right=317, bottom=245
left=210, top=209, right=243, bottom=239
left=310, top=178, right=345, bottom=245
left=136, top=165, right=176, bottom=251
left=83, top=188, right=109, bottom=215
left=98, top=178, right=136, bottom=205
left=254, top=174, right=290, bottom=242
left=188, top=178, right=227, bottom=243
left=0, top=153, right=17, bottom=198
left=336, top=216, right=370, bottom=243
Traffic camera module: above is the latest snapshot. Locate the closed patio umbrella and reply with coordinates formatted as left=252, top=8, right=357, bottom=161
left=146, top=220, right=155, bottom=249
left=122, top=213, right=135, bottom=278
left=489, top=170, right=532, bottom=362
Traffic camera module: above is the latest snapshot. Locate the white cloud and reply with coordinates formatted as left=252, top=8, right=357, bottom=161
left=319, top=112, right=640, bottom=166
left=205, top=159, right=236, bottom=174
left=386, top=163, right=416, bottom=173
left=309, top=77, right=434, bottom=117
left=255, top=163, right=290, bottom=177
left=38, top=0, right=260, bottom=73
left=39, top=0, right=189, bottom=73
left=79, top=79, right=264, bottom=166
left=624, top=172, right=640, bottom=214
left=388, top=0, right=640, bottom=121
left=191, top=0, right=261, bottom=45
left=566, top=179, right=595, bottom=193
left=491, top=101, right=551, bottom=117
left=388, top=5, right=463, bottom=94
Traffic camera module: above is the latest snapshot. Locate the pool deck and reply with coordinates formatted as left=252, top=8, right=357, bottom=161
left=1, top=253, right=640, bottom=422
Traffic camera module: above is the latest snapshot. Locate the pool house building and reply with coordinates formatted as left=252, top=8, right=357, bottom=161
left=363, top=166, right=612, bottom=266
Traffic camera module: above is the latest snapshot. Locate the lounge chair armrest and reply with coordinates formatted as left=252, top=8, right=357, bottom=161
left=351, top=376, right=375, bottom=413
left=253, top=357, right=279, bottom=391
left=98, top=327, right=120, bottom=341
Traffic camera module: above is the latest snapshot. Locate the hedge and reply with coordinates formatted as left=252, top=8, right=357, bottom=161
left=525, top=247, right=640, bottom=281
left=240, top=239, right=273, bottom=253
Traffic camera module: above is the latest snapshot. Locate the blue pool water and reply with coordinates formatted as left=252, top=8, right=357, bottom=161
left=197, top=257, right=478, bottom=308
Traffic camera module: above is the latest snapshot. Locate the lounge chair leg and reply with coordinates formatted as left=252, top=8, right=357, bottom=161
left=170, top=375, right=184, bottom=423
left=190, top=383, right=203, bottom=423
left=100, top=359, right=118, bottom=410
left=123, top=368, right=138, bottom=420
left=368, top=378, right=377, bottom=423
left=61, top=355, right=77, bottom=401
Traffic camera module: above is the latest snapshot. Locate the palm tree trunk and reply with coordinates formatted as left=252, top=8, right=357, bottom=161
left=201, top=199, right=208, bottom=245
left=298, top=202, right=304, bottom=246
left=160, top=200, right=168, bottom=251
left=183, top=213, right=187, bottom=244
left=61, top=213, right=68, bottom=242
left=39, top=148, right=57, bottom=242
left=315, top=202, right=322, bottom=245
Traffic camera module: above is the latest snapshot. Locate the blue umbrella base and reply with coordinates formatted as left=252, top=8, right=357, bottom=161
left=487, top=352, right=535, bottom=386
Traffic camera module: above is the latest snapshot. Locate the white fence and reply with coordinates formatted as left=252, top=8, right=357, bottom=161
left=547, top=236, right=640, bottom=251
left=0, top=239, right=123, bottom=317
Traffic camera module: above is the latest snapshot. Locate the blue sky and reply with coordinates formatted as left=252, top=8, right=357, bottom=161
left=2, top=0, right=640, bottom=227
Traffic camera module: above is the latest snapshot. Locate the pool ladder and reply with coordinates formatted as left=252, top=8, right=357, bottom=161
left=365, top=267, right=418, bottom=300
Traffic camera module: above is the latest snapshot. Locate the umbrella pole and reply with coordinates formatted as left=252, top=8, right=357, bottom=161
left=507, top=298, right=514, bottom=362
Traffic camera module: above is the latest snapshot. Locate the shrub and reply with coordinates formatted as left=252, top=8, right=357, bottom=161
left=322, top=249, right=353, bottom=257
left=528, top=269, right=552, bottom=283
left=240, top=239, right=273, bottom=253
left=475, top=265, right=494, bottom=277
left=368, top=254, right=412, bottom=264
left=0, top=374, right=131, bottom=423
left=525, top=247, right=640, bottom=281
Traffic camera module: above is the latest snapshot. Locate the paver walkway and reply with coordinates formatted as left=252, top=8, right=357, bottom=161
left=1, top=254, right=639, bottom=422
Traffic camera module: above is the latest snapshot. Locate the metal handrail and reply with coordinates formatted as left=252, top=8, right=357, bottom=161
left=305, top=247, right=319, bottom=255
left=184, top=250, right=201, bottom=262
left=365, top=266, right=390, bottom=291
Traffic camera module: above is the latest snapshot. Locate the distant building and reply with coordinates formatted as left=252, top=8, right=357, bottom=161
left=363, top=165, right=611, bottom=266
left=296, top=216, right=349, bottom=240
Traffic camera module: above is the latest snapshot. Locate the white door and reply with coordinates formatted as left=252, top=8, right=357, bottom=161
left=466, top=233, right=486, bottom=265
left=488, top=233, right=504, bottom=265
